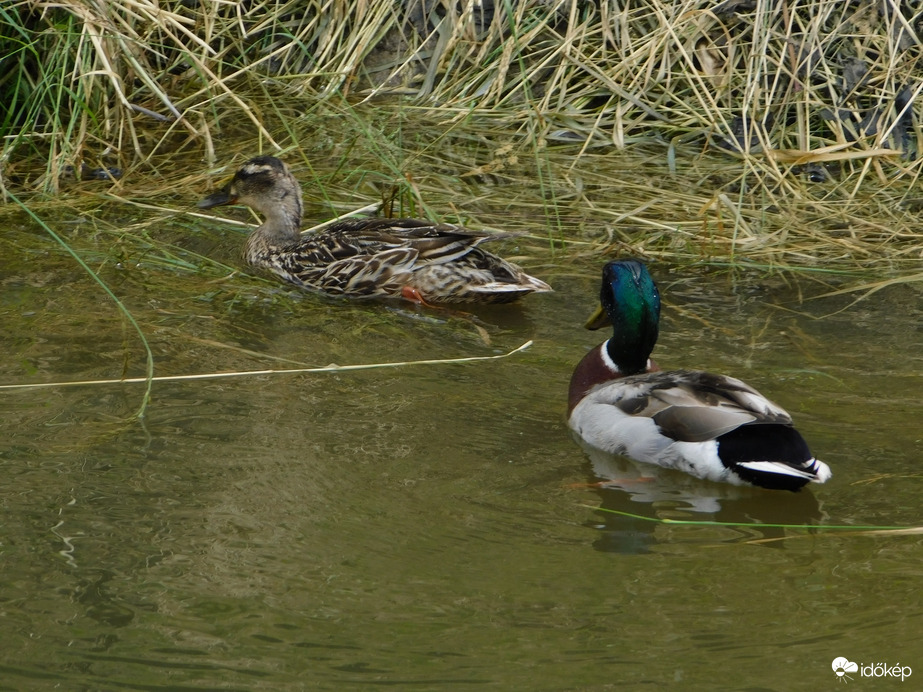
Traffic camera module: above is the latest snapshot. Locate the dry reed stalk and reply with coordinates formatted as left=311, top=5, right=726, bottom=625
left=6, top=2, right=922, bottom=177
left=0, top=340, right=535, bottom=392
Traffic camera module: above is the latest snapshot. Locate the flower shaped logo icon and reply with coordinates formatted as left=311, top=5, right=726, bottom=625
left=832, top=657, right=859, bottom=682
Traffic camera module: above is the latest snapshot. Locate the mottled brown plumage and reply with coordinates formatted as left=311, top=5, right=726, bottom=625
left=198, top=156, right=552, bottom=303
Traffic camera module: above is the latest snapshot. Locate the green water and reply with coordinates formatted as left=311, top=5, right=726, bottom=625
left=2, top=148, right=922, bottom=690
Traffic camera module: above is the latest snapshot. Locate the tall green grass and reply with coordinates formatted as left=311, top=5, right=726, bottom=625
left=3, top=1, right=922, bottom=189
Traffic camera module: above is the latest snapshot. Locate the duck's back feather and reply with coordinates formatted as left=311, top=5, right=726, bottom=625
left=584, top=369, right=792, bottom=440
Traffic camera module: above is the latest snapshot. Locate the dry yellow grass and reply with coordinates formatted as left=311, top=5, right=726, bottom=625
left=3, top=0, right=923, bottom=271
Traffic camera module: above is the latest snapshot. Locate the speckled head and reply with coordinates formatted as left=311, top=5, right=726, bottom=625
left=198, top=156, right=297, bottom=211
left=593, top=260, right=661, bottom=375
left=197, top=156, right=303, bottom=236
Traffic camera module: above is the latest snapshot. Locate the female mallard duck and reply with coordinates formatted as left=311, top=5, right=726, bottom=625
left=197, top=156, right=552, bottom=303
left=568, top=260, right=831, bottom=491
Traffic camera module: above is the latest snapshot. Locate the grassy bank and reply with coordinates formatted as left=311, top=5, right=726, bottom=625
left=2, top=0, right=923, bottom=270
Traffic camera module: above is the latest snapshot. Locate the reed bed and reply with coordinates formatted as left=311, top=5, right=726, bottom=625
left=3, top=0, right=923, bottom=269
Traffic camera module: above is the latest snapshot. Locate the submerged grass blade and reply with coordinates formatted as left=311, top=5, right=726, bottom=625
left=587, top=506, right=921, bottom=534
left=5, top=190, right=154, bottom=419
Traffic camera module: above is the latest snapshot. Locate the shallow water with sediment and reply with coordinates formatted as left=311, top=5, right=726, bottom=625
left=2, top=135, right=921, bottom=689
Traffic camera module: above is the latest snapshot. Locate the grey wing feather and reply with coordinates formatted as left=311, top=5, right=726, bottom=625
left=608, top=370, right=793, bottom=443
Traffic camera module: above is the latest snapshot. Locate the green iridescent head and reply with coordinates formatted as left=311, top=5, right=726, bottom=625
left=587, top=260, right=661, bottom=374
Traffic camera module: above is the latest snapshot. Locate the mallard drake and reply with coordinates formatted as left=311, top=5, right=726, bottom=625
left=568, top=260, right=831, bottom=491
left=197, top=156, right=552, bottom=304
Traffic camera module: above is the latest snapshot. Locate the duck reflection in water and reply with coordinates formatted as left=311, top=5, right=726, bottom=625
left=578, top=442, right=826, bottom=554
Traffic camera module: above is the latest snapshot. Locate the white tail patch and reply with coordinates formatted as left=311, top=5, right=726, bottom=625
left=736, top=458, right=831, bottom=484
left=808, top=458, right=833, bottom=483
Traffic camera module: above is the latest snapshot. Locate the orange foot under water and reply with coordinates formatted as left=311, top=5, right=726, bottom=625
left=566, top=478, right=657, bottom=489
left=401, top=285, right=438, bottom=308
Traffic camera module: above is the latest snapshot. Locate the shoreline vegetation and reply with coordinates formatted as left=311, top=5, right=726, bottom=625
left=2, top=1, right=923, bottom=272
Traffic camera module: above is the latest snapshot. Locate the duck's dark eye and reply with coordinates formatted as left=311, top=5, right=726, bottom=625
left=807, top=169, right=826, bottom=183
